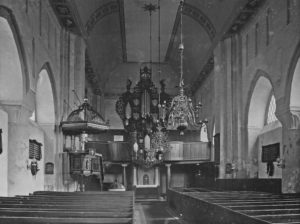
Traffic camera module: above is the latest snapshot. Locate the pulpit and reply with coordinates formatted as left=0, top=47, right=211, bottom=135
left=60, top=98, right=109, bottom=191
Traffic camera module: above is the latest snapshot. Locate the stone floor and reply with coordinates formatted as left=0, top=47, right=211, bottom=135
left=134, top=200, right=187, bottom=224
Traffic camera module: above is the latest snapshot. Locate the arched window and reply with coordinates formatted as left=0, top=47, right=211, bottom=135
left=266, top=95, right=278, bottom=124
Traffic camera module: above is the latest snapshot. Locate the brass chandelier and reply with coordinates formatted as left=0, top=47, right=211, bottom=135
left=163, top=0, right=208, bottom=135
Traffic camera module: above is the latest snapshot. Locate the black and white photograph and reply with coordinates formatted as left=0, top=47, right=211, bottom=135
left=0, top=0, right=299, bottom=223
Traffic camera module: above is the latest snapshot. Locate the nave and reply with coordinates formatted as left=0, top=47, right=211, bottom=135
left=0, top=189, right=299, bottom=224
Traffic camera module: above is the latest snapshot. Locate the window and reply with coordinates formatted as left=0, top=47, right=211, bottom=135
left=266, top=8, right=272, bottom=46
left=29, top=139, right=42, bottom=160
left=32, top=38, right=35, bottom=78
left=246, top=34, right=249, bottom=66
left=266, top=95, right=278, bottom=124
left=255, top=23, right=259, bottom=56
left=39, top=0, right=42, bottom=36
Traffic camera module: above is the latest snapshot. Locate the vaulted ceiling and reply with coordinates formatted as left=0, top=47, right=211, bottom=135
left=51, top=0, right=264, bottom=96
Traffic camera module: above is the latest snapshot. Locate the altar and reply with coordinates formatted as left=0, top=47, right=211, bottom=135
left=133, top=166, right=161, bottom=199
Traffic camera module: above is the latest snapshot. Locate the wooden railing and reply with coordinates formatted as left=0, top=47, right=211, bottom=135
left=164, top=141, right=211, bottom=161
left=85, top=141, right=131, bottom=162
left=84, top=141, right=210, bottom=162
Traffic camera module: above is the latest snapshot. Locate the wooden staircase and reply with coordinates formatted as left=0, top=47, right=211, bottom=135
left=0, top=191, right=134, bottom=224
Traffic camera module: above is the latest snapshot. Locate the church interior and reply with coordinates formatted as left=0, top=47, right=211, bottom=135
left=0, top=0, right=299, bottom=223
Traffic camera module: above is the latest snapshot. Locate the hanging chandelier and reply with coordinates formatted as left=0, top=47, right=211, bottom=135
left=165, top=0, right=208, bottom=135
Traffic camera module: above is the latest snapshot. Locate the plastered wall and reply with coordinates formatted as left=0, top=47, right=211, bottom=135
left=195, top=0, right=300, bottom=192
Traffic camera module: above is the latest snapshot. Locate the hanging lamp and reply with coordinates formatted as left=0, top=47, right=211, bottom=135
left=166, top=0, right=208, bottom=135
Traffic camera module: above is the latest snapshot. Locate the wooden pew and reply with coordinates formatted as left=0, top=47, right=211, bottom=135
left=0, top=217, right=132, bottom=224
left=168, top=188, right=300, bottom=224
left=0, top=191, right=135, bottom=224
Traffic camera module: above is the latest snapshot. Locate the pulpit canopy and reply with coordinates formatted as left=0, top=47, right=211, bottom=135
left=61, top=99, right=109, bottom=135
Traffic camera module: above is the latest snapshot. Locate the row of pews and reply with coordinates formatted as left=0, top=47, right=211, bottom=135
left=168, top=188, right=300, bottom=224
left=0, top=191, right=134, bottom=224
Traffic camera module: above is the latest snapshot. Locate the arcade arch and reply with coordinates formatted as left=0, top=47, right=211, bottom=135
left=290, top=57, right=300, bottom=112
left=0, top=16, right=23, bottom=103
left=36, top=68, right=55, bottom=126
left=35, top=65, right=57, bottom=191
left=247, top=74, right=282, bottom=178
left=0, top=10, right=27, bottom=196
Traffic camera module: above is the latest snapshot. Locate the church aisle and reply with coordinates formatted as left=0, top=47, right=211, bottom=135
left=134, top=201, right=187, bottom=224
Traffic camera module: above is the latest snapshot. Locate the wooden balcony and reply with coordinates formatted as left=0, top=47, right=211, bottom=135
left=164, top=141, right=211, bottom=162
left=85, top=141, right=211, bottom=163
left=85, top=141, right=131, bottom=162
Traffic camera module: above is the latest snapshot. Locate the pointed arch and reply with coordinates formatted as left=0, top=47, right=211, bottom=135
left=285, top=40, right=300, bottom=111
left=245, top=70, right=283, bottom=179
left=0, top=6, right=29, bottom=96
left=245, top=70, right=274, bottom=178
left=36, top=63, right=58, bottom=125
left=245, top=70, right=275, bottom=130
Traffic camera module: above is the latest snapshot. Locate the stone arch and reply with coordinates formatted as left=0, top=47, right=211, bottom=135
left=246, top=70, right=275, bottom=130
left=0, top=6, right=29, bottom=98
left=182, top=3, right=216, bottom=40
left=36, top=63, right=58, bottom=192
left=289, top=57, right=300, bottom=110
left=283, top=41, right=300, bottom=129
left=285, top=41, right=300, bottom=111
left=85, top=1, right=120, bottom=34
left=245, top=71, right=275, bottom=178
left=165, top=3, right=215, bottom=61
left=36, top=63, right=58, bottom=125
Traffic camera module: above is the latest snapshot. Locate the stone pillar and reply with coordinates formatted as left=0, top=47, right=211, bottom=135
left=165, top=164, right=171, bottom=189
left=215, top=40, right=228, bottom=179
left=276, top=101, right=300, bottom=193
left=4, top=105, right=46, bottom=196
left=155, top=166, right=160, bottom=186
left=121, top=163, right=128, bottom=189
left=133, top=165, right=137, bottom=186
